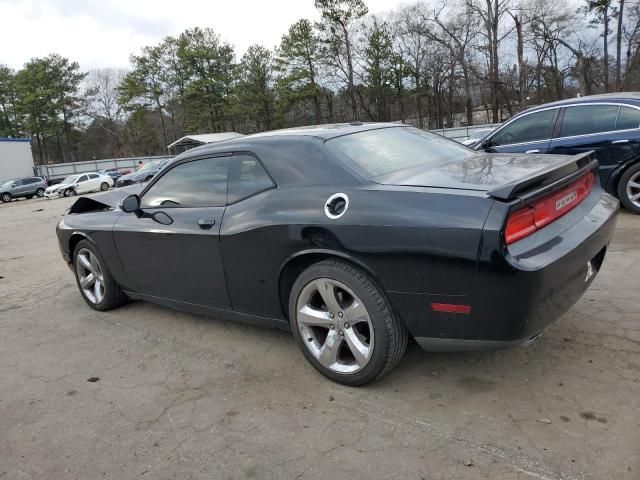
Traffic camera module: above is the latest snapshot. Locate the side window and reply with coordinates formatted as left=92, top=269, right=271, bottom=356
left=488, top=109, right=557, bottom=147
left=77, top=175, right=88, bottom=183
left=616, top=106, right=640, bottom=130
left=24, top=178, right=38, bottom=185
left=13, top=179, right=23, bottom=186
left=141, top=156, right=229, bottom=208
left=559, top=105, right=619, bottom=137
left=227, top=154, right=275, bottom=204
left=88, top=173, right=99, bottom=179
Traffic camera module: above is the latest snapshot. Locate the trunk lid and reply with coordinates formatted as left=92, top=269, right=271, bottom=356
left=375, top=151, right=596, bottom=199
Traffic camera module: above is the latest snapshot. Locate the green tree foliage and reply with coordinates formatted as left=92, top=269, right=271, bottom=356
left=276, top=19, right=324, bottom=124
left=0, top=66, right=20, bottom=137
left=237, top=45, right=277, bottom=132
left=14, top=54, right=86, bottom=163
left=314, top=0, right=369, bottom=119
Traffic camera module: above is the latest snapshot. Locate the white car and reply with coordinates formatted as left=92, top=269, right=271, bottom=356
left=44, top=173, right=114, bottom=199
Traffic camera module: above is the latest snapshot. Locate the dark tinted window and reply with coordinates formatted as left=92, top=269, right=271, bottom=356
left=88, top=173, right=99, bottom=179
left=77, top=175, right=88, bottom=182
left=559, top=105, right=619, bottom=137
left=141, top=156, right=229, bottom=208
left=24, top=178, right=40, bottom=184
left=488, top=109, right=557, bottom=146
left=326, top=127, right=472, bottom=177
left=616, top=106, right=640, bottom=130
left=227, top=154, right=275, bottom=203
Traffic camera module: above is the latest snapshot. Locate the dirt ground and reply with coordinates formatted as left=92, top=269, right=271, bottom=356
left=0, top=195, right=638, bottom=480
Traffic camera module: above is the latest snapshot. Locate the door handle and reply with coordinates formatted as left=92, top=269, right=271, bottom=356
left=198, top=218, right=216, bottom=229
left=611, top=139, right=629, bottom=144
left=525, top=149, right=540, bottom=154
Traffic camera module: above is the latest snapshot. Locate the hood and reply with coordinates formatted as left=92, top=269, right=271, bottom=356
left=374, top=153, right=578, bottom=192
left=68, top=184, right=143, bottom=214
left=47, top=183, right=70, bottom=191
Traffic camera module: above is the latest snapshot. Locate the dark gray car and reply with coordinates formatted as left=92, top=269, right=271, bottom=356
left=0, top=176, right=48, bottom=202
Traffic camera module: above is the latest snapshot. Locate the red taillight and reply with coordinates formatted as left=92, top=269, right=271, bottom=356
left=505, top=171, right=595, bottom=245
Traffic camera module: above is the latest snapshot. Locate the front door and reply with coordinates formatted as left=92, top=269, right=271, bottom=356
left=113, top=155, right=231, bottom=309
left=478, top=107, right=559, bottom=155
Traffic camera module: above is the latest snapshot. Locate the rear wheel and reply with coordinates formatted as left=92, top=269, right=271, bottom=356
left=73, top=240, right=127, bottom=311
left=1, top=192, right=11, bottom=203
left=100, top=182, right=109, bottom=191
left=35, top=188, right=45, bottom=197
left=618, top=163, right=640, bottom=214
left=289, top=260, right=407, bottom=386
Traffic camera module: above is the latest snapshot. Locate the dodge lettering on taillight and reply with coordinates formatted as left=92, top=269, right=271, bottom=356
left=555, top=190, right=578, bottom=211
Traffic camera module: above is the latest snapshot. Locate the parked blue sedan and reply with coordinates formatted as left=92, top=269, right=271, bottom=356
left=474, top=93, right=640, bottom=213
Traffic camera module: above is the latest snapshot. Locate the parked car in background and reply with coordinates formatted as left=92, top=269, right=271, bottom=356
left=0, top=176, right=47, bottom=202
left=115, top=159, right=170, bottom=187
left=98, top=168, right=123, bottom=181
left=473, top=93, right=640, bottom=213
left=45, top=172, right=114, bottom=199
left=461, top=128, right=494, bottom=146
left=56, top=123, right=617, bottom=385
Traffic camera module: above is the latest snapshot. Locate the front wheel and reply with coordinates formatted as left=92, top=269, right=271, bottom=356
left=100, top=182, right=109, bottom=191
left=73, top=240, right=127, bottom=311
left=289, top=260, right=407, bottom=386
left=618, top=163, right=640, bottom=214
left=1, top=192, right=11, bottom=203
left=64, top=188, right=76, bottom=197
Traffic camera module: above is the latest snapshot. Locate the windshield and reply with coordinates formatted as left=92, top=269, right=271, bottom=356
left=325, top=127, right=473, bottom=178
left=139, top=161, right=161, bottom=172
left=61, top=175, right=79, bottom=184
left=1, top=179, right=15, bottom=187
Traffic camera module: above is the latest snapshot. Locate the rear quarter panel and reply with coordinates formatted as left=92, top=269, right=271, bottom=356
left=220, top=185, right=493, bottom=319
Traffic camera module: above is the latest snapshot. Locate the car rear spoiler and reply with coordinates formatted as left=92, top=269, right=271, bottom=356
left=488, top=151, right=598, bottom=201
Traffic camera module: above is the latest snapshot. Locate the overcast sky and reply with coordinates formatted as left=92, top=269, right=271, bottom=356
left=0, top=0, right=408, bottom=71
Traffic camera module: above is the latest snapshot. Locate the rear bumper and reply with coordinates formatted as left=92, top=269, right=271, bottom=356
left=390, top=190, right=619, bottom=349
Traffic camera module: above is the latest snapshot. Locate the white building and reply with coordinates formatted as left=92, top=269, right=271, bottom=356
left=0, top=138, right=35, bottom=182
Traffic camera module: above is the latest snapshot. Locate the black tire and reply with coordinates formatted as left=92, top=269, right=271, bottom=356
left=145, top=175, right=153, bottom=182
left=289, top=260, right=408, bottom=386
left=64, top=188, right=76, bottom=197
left=100, top=182, right=109, bottom=191
left=618, top=162, right=640, bottom=214
left=73, top=239, right=127, bottom=311
left=36, top=188, right=45, bottom=197
left=25, top=195, right=33, bottom=199
left=1, top=192, right=11, bottom=203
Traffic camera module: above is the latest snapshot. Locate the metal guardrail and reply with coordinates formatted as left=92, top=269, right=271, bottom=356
left=34, top=155, right=173, bottom=180
left=430, top=123, right=501, bottom=141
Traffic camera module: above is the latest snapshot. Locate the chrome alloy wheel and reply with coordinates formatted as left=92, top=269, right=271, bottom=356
left=296, top=278, right=374, bottom=374
left=76, top=248, right=105, bottom=304
left=626, top=170, right=640, bottom=208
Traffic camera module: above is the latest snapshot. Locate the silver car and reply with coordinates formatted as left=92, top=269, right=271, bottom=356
left=0, top=176, right=48, bottom=203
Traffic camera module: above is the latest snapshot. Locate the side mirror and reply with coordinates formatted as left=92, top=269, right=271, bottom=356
left=121, top=194, right=140, bottom=213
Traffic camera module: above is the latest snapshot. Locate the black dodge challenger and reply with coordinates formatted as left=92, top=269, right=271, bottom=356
left=56, top=123, right=618, bottom=385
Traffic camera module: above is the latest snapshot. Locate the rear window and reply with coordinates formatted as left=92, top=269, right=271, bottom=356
left=559, top=105, right=619, bottom=137
left=616, top=106, right=640, bottom=130
left=325, top=127, right=472, bottom=177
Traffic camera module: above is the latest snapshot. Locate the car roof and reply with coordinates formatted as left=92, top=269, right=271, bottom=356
left=525, top=92, right=640, bottom=112
left=178, top=122, right=407, bottom=159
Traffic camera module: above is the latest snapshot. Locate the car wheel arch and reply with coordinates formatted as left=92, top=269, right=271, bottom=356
left=69, top=232, right=94, bottom=262
left=607, top=158, right=640, bottom=195
left=277, top=249, right=385, bottom=322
